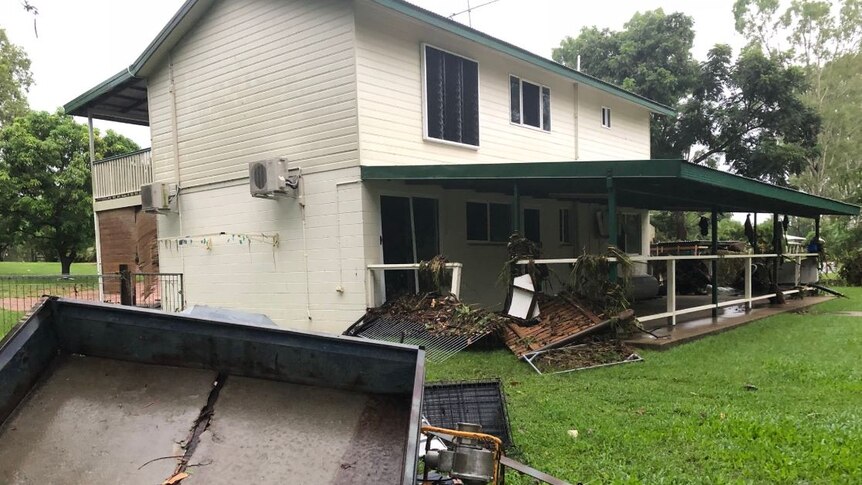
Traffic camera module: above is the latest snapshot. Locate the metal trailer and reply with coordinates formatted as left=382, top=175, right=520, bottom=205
left=0, top=298, right=425, bottom=485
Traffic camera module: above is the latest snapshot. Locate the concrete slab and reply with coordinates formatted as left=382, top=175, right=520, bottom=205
left=0, top=355, right=216, bottom=485
left=184, top=376, right=410, bottom=484
left=626, top=295, right=833, bottom=349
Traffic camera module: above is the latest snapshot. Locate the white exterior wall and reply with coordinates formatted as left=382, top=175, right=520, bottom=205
left=157, top=167, right=367, bottom=333
left=148, top=0, right=359, bottom=187
left=577, top=84, right=651, bottom=160
left=354, top=2, right=577, bottom=165
left=143, top=0, right=656, bottom=331
left=148, top=0, right=366, bottom=332
left=353, top=1, right=651, bottom=165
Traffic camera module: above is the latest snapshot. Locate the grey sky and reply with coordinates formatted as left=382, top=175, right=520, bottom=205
left=1, top=0, right=747, bottom=147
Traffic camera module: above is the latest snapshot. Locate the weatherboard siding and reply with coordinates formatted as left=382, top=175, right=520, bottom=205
left=577, top=84, right=651, bottom=160
left=147, top=0, right=359, bottom=187
left=354, top=1, right=577, bottom=166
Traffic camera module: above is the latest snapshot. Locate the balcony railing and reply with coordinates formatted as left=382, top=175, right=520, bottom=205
left=92, top=148, right=153, bottom=200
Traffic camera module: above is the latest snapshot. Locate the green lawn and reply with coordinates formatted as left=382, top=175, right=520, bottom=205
left=0, top=309, right=24, bottom=339
left=428, top=288, right=862, bottom=484
left=0, top=261, right=97, bottom=275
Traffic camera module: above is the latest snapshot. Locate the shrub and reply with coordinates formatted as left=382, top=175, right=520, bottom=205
left=838, top=250, right=862, bottom=286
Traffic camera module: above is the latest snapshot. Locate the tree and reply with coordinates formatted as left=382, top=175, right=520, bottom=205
left=0, top=111, right=139, bottom=273
left=553, top=9, right=699, bottom=158
left=0, top=28, right=33, bottom=125
left=676, top=44, right=820, bottom=185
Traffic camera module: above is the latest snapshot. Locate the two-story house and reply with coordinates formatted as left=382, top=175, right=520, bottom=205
left=65, top=0, right=858, bottom=333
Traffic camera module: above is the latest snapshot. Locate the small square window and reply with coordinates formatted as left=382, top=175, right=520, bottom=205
left=601, top=107, right=611, bottom=128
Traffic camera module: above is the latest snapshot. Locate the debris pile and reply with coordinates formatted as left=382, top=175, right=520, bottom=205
left=527, top=337, right=641, bottom=375
left=501, top=292, right=606, bottom=357
left=345, top=293, right=510, bottom=363
left=366, top=293, right=509, bottom=337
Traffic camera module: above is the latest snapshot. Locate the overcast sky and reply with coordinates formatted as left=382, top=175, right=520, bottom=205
left=0, top=0, right=747, bottom=147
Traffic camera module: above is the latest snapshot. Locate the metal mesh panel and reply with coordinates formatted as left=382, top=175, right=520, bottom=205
left=346, top=313, right=493, bottom=363
left=423, top=379, right=513, bottom=450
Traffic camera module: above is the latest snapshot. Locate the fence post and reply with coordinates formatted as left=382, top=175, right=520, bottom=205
left=119, top=264, right=134, bottom=306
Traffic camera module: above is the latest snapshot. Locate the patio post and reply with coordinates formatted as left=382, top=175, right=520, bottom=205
left=711, top=210, right=718, bottom=317
left=772, top=213, right=780, bottom=291
left=512, top=182, right=521, bottom=234
left=606, top=174, right=617, bottom=282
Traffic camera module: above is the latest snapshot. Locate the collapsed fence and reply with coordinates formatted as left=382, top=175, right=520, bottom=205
left=0, top=272, right=183, bottom=337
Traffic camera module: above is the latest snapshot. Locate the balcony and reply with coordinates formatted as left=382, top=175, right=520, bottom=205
left=92, top=148, right=153, bottom=201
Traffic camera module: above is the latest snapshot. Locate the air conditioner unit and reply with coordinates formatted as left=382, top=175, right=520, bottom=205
left=249, top=158, right=298, bottom=198
left=141, top=183, right=176, bottom=213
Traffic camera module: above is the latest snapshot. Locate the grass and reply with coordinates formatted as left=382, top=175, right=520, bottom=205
left=0, top=261, right=97, bottom=275
left=427, top=288, right=862, bottom=484
left=0, top=309, right=24, bottom=339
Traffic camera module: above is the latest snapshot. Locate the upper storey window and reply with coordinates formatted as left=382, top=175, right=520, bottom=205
left=510, top=76, right=550, bottom=131
left=423, top=45, right=480, bottom=147
left=601, top=106, right=612, bottom=128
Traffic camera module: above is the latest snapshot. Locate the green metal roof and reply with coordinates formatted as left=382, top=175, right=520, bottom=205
left=361, top=160, right=860, bottom=217
left=64, top=0, right=675, bottom=122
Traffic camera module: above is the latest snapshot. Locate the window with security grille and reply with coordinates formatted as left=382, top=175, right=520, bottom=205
left=424, top=45, right=480, bottom=147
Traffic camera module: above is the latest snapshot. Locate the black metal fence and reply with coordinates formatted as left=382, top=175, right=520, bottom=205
left=0, top=272, right=183, bottom=338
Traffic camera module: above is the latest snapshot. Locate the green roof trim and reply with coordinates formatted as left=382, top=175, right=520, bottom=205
left=371, top=0, right=677, bottom=117
left=63, top=70, right=134, bottom=116
left=361, top=160, right=860, bottom=217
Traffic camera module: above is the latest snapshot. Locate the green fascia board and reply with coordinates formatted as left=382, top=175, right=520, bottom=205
left=360, top=160, right=860, bottom=216
left=63, top=70, right=134, bottom=116
left=678, top=162, right=859, bottom=216
left=371, top=0, right=677, bottom=117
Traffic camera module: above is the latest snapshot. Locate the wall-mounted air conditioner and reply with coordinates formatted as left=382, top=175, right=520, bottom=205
left=249, top=157, right=298, bottom=198
left=141, top=183, right=177, bottom=214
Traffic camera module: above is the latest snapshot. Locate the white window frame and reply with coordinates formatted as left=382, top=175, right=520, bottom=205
left=601, top=106, right=612, bottom=129
left=421, top=43, right=481, bottom=150
left=509, top=74, right=551, bottom=132
left=466, top=201, right=512, bottom=244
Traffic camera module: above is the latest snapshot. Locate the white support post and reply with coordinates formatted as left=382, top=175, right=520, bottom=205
left=667, top=259, right=676, bottom=326
left=450, top=263, right=463, bottom=298
left=744, top=256, right=753, bottom=311
left=365, top=268, right=376, bottom=308
left=87, top=113, right=105, bottom=302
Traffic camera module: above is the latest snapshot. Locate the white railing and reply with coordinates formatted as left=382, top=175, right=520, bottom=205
left=366, top=262, right=463, bottom=308
left=92, top=148, right=153, bottom=200
left=516, top=253, right=820, bottom=325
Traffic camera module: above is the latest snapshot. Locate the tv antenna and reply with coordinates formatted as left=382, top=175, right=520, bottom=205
left=448, top=0, right=500, bottom=27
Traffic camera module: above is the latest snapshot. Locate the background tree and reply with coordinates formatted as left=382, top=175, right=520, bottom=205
left=0, top=28, right=33, bottom=125
left=0, top=111, right=138, bottom=273
left=676, top=44, right=820, bottom=185
left=734, top=0, right=862, bottom=260
left=553, top=9, right=699, bottom=158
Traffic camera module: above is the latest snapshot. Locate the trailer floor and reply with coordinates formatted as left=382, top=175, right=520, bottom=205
left=0, top=354, right=217, bottom=485
left=185, top=376, right=409, bottom=484
left=0, top=355, right=411, bottom=485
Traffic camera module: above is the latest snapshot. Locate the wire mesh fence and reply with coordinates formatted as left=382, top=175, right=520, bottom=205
left=0, top=273, right=184, bottom=338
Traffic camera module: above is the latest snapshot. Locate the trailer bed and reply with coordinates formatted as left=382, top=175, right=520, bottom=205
left=0, top=299, right=424, bottom=485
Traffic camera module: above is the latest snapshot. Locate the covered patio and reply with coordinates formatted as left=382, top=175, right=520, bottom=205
left=362, top=159, right=859, bottom=333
